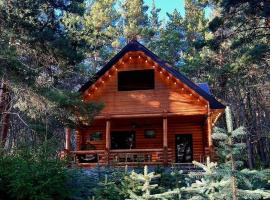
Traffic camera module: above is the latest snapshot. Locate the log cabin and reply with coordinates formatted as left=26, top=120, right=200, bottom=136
left=64, top=40, right=225, bottom=167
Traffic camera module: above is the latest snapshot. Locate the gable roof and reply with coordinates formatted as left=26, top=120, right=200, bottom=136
left=80, top=40, right=225, bottom=110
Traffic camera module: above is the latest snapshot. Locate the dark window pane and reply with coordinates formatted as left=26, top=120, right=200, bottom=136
left=111, top=131, right=136, bottom=149
left=144, top=130, right=156, bottom=138
left=89, top=132, right=103, bottom=141
left=118, top=69, right=155, bottom=91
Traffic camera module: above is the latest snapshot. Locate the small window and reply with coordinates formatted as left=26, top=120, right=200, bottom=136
left=118, top=69, right=155, bottom=91
left=89, top=132, right=103, bottom=141
left=144, top=130, right=156, bottom=138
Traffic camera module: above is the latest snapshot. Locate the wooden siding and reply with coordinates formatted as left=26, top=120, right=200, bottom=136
left=77, top=116, right=207, bottom=163
left=84, top=52, right=207, bottom=116
left=168, top=117, right=204, bottom=162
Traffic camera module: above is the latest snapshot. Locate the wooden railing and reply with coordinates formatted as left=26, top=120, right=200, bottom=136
left=70, top=150, right=106, bottom=166
left=110, top=148, right=172, bottom=165
left=70, top=149, right=207, bottom=168
left=70, top=148, right=173, bottom=166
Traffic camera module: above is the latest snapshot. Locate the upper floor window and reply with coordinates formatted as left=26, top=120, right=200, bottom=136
left=118, top=69, right=155, bottom=91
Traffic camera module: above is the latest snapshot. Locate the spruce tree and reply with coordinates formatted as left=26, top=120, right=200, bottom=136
left=184, top=107, right=270, bottom=199
left=127, top=166, right=180, bottom=200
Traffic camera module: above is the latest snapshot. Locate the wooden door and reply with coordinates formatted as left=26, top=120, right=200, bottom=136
left=175, top=134, right=193, bottom=163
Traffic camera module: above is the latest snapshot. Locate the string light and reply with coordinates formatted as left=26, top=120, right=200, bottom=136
left=167, top=76, right=170, bottom=79
left=109, top=74, right=111, bottom=78
left=160, top=71, right=162, bottom=74
left=174, top=82, right=177, bottom=85
left=190, top=93, right=192, bottom=96
left=181, top=88, right=184, bottom=91
left=112, top=65, right=118, bottom=71
left=129, top=56, right=132, bottom=60
left=145, top=60, right=148, bottom=63
left=153, top=65, right=155, bottom=68
left=139, top=55, right=141, bottom=59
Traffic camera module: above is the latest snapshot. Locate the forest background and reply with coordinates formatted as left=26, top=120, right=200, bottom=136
left=0, top=0, right=269, bottom=175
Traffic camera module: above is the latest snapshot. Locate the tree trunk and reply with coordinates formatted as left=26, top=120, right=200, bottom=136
left=246, top=136, right=254, bottom=169
left=225, top=107, right=238, bottom=200
left=0, top=79, right=11, bottom=147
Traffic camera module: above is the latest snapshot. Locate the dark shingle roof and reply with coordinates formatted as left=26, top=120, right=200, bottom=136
left=79, top=40, right=225, bottom=109
left=198, top=83, right=211, bottom=94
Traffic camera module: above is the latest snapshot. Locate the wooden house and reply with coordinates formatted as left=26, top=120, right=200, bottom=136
left=64, top=40, right=225, bottom=167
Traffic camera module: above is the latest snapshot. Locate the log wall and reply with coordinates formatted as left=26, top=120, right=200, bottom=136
left=84, top=52, right=207, bottom=116
left=78, top=116, right=206, bottom=163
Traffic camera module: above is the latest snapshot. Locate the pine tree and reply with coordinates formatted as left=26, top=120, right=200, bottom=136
left=149, top=9, right=185, bottom=67
left=0, top=0, right=102, bottom=148
left=82, top=0, right=120, bottom=71
left=63, top=0, right=120, bottom=72
left=127, top=166, right=180, bottom=200
left=184, top=157, right=232, bottom=199
left=149, top=0, right=161, bottom=32
left=143, top=0, right=161, bottom=46
left=120, top=0, right=149, bottom=42
left=184, top=107, right=270, bottom=199
left=205, top=0, right=270, bottom=167
left=180, top=0, right=211, bottom=80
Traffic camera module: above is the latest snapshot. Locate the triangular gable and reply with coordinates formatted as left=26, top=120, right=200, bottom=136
left=80, top=40, right=225, bottom=110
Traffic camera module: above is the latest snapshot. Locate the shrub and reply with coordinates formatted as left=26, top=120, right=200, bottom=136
left=0, top=147, right=77, bottom=200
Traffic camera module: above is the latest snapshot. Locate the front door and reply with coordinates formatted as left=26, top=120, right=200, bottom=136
left=111, top=131, right=136, bottom=149
left=175, top=134, right=193, bottom=163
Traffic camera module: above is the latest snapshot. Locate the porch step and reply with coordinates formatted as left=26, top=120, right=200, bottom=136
left=170, top=163, right=204, bottom=174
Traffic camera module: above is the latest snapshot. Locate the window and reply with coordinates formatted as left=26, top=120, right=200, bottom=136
left=89, top=132, right=103, bottom=141
left=118, top=69, right=155, bottom=91
left=144, top=130, right=156, bottom=138
left=111, top=131, right=136, bottom=149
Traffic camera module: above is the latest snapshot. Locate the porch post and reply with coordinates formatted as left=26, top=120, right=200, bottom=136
left=207, top=113, right=213, bottom=159
left=65, top=127, right=71, bottom=151
left=163, top=116, right=168, bottom=165
left=105, top=119, right=111, bottom=165
left=207, top=114, right=213, bottom=147
left=75, top=130, right=81, bottom=151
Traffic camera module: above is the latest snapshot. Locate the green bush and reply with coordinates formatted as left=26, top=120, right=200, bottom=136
left=0, top=147, right=77, bottom=200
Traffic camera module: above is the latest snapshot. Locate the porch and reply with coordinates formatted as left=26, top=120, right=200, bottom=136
left=65, top=114, right=212, bottom=167
left=70, top=149, right=209, bottom=168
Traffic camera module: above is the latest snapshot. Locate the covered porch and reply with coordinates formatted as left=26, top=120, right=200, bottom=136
left=65, top=113, right=212, bottom=167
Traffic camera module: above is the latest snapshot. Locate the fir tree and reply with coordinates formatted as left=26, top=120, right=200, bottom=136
left=127, top=166, right=180, bottom=200
left=184, top=106, right=270, bottom=200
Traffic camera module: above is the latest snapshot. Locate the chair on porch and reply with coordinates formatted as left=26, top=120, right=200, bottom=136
left=78, top=143, right=98, bottom=163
